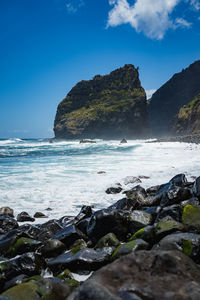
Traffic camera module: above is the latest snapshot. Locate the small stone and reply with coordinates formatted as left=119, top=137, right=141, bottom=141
left=97, top=171, right=106, bottom=174
left=120, top=138, right=127, bottom=144
left=17, top=212, right=35, bottom=222
left=105, top=187, right=122, bottom=194
left=33, top=212, right=47, bottom=218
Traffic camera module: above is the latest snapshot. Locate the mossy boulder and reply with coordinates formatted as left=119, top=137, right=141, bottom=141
left=6, top=237, right=42, bottom=258
left=94, top=233, right=120, bottom=249
left=54, top=64, right=149, bottom=139
left=155, top=219, right=185, bottom=240
left=182, top=205, right=200, bottom=229
left=112, top=239, right=148, bottom=259
left=129, top=225, right=155, bottom=243
left=1, top=282, right=40, bottom=300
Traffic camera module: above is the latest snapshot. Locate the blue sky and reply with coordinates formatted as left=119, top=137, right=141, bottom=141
left=0, top=0, right=200, bottom=138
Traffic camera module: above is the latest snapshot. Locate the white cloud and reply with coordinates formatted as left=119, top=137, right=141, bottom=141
left=66, top=0, right=84, bottom=13
left=107, top=0, right=181, bottom=40
left=107, top=0, right=198, bottom=39
left=145, top=89, right=156, bottom=99
left=175, top=17, right=192, bottom=28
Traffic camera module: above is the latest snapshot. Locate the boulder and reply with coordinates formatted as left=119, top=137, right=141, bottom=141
left=95, top=233, right=120, bottom=249
left=182, top=205, right=200, bottom=230
left=106, top=187, right=122, bottom=194
left=68, top=250, right=200, bottom=300
left=0, top=215, right=18, bottom=235
left=0, top=208, right=14, bottom=218
left=16, top=212, right=35, bottom=223
left=153, top=232, right=200, bottom=263
left=53, top=225, right=86, bottom=248
left=38, top=239, right=66, bottom=258
left=112, top=239, right=148, bottom=259
left=47, top=247, right=113, bottom=274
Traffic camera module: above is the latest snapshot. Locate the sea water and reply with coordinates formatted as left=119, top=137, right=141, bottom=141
left=0, top=138, right=199, bottom=222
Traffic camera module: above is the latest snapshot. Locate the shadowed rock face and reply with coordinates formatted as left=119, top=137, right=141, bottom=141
left=54, top=64, right=149, bottom=139
left=172, top=93, right=200, bottom=135
left=149, top=60, right=200, bottom=137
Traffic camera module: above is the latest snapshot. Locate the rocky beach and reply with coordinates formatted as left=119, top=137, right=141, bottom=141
left=1, top=172, right=200, bottom=299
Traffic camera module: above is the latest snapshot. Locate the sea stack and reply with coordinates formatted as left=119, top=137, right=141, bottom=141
left=54, top=64, right=149, bottom=139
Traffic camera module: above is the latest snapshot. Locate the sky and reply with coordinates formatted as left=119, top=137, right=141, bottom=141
left=0, top=0, right=200, bottom=138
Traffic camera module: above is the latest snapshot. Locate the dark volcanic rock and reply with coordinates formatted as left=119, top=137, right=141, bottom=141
left=149, top=60, right=200, bottom=136
left=68, top=250, right=200, bottom=300
left=0, top=208, right=14, bottom=218
left=54, top=64, right=149, bottom=139
left=0, top=215, right=18, bottom=235
left=53, top=224, right=86, bottom=247
left=17, top=212, right=35, bottom=222
left=106, top=187, right=122, bottom=194
left=47, top=247, right=114, bottom=274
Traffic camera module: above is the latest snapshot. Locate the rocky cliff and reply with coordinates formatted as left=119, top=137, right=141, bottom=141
left=54, top=65, right=149, bottom=139
left=149, top=60, right=200, bottom=137
left=172, top=93, right=200, bottom=135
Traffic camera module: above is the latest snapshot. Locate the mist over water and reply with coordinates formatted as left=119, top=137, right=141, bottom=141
left=0, top=138, right=199, bottom=221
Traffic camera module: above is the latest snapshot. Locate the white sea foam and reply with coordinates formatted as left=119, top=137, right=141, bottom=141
left=0, top=139, right=199, bottom=221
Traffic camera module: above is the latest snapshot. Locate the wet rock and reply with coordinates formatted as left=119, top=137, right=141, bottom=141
left=74, top=206, right=93, bottom=223
left=108, top=198, right=138, bottom=211
left=154, top=219, right=185, bottom=241
left=97, top=171, right=106, bottom=174
left=156, top=204, right=182, bottom=222
left=53, top=224, right=86, bottom=248
left=169, top=173, right=188, bottom=186
left=6, top=237, right=42, bottom=258
left=37, top=219, right=62, bottom=241
left=0, top=215, right=18, bottom=235
left=112, top=239, right=148, bottom=259
left=68, top=250, right=200, bottom=300
left=120, top=138, right=127, bottom=144
left=0, top=208, right=14, bottom=218
left=154, top=232, right=200, bottom=263
left=0, top=252, right=45, bottom=281
left=1, top=277, right=73, bottom=300
left=95, top=233, right=120, bottom=249
left=129, top=225, right=155, bottom=244
left=193, top=176, right=200, bottom=198
left=70, top=239, right=87, bottom=254
left=17, top=212, right=35, bottom=223
left=76, top=218, right=91, bottom=235
left=105, top=187, right=122, bottom=194
left=47, top=247, right=113, bottom=274
left=180, top=197, right=200, bottom=208
left=33, top=212, right=47, bottom=218
left=18, top=224, right=41, bottom=240
left=160, top=186, right=192, bottom=207
left=38, top=239, right=66, bottom=258
left=182, top=205, right=200, bottom=230
left=87, top=209, right=153, bottom=243
left=2, top=274, right=28, bottom=293
left=57, top=268, right=74, bottom=281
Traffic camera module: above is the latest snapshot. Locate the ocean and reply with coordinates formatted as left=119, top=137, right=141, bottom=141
left=0, top=138, right=199, bottom=222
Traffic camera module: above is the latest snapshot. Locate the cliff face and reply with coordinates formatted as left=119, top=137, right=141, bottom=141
left=172, top=93, right=200, bottom=135
left=54, top=64, right=149, bottom=139
left=149, top=60, right=200, bottom=137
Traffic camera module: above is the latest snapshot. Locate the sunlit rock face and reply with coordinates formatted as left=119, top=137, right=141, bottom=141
left=54, top=64, right=149, bottom=139
left=149, top=60, right=200, bottom=137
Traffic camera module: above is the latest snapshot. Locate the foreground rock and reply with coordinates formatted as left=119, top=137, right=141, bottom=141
left=69, top=250, right=200, bottom=299
left=1, top=173, right=200, bottom=299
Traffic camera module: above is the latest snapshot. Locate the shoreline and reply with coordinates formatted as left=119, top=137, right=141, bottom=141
left=1, top=172, right=200, bottom=299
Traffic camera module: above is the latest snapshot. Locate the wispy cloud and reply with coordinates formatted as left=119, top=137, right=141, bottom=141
left=66, top=0, right=84, bottom=14
left=107, top=0, right=197, bottom=39
left=175, top=17, right=192, bottom=28
left=146, top=89, right=156, bottom=99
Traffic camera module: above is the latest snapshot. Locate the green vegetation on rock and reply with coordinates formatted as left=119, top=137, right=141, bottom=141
left=182, top=205, right=200, bottom=229
left=54, top=64, right=149, bottom=139
left=173, top=93, right=200, bottom=135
